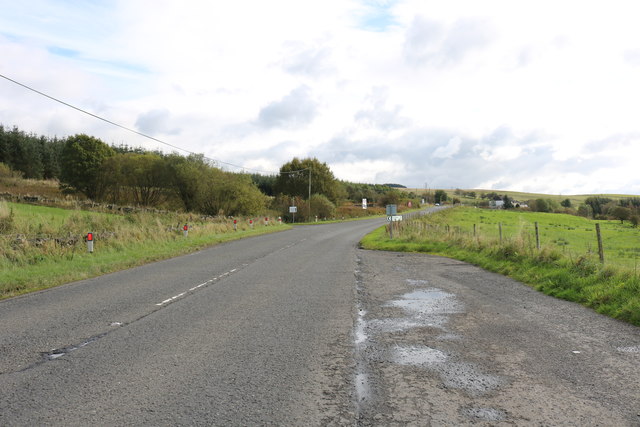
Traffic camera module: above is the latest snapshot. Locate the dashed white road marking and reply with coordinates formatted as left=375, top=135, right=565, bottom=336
left=155, top=269, right=238, bottom=306
left=154, top=239, right=305, bottom=307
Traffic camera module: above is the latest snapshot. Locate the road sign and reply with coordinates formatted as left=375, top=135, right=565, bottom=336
left=289, top=206, right=297, bottom=213
left=387, top=215, right=402, bottom=222
left=386, top=204, right=397, bottom=216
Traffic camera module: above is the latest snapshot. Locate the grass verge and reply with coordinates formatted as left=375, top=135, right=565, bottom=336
left=1, top=202, right=290, bottom=300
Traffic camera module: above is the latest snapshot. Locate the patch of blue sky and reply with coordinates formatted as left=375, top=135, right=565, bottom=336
left=47, top=46, right=81, bottom=58
left=45, top=43, right=150, bottom=78
left=0, top=32, right=23, bottom=43
left=75, top=56, right=152, bottom=80
left=357, top=0, right=399, bottom=32
left=89, top=59, right=152, bottom=78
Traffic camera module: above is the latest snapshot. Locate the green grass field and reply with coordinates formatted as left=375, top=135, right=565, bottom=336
left=361, top=207, right=640, bottom=326
left=425, top=207, right=640, bottom=269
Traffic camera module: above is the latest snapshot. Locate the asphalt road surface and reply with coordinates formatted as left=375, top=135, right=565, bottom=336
left=1, top=217, right=638, bottom=425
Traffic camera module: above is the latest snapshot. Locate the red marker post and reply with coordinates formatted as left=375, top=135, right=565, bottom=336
left=183, top=224, right=188, bottom=238
left=249, top=219, right=254, bottom=229
left=233, top=219, right=237, bottom=231
left=264, top=217, right=269, bottom=226
left=86, top=232, right=94, bottom=253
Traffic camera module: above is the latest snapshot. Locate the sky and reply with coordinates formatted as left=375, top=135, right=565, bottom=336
left=1, top=0, right=640, bottom=195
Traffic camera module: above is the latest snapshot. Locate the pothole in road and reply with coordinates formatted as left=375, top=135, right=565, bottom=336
left=392, top=345, right=503, bottom=396
left=385, top=288, right=463, bottom=316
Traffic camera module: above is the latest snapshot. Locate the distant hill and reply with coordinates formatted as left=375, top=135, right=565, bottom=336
left=401, top=188, right=640, bottom=206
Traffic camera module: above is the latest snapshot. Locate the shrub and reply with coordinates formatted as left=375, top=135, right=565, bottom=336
left=0, top=201, right=14, bottom=233
left=0, top=162, right=15, bottom=178
left=310, top=194, right=336, bottom=219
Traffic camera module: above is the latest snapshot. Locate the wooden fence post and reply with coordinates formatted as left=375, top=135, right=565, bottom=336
left=535, top=222, right=540, bottom=250
left=499, top=223, right=503, bottom=243
left=595, top=223, right=604, bottom=263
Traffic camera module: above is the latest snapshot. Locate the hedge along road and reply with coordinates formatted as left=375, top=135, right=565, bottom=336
left=1, top=212, right=639, bottom=425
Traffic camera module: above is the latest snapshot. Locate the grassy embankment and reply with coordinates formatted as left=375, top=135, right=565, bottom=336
left=361, top=207, right=640, bottom=326
left=0, top=201, right=289, bottom=300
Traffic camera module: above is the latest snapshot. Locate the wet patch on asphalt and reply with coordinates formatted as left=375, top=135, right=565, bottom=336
left=353, top=251, right=640, bottom=425
left=354, top=269, right=508, bottom=423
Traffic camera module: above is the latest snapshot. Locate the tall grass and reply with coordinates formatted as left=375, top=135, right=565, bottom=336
left=0, top=201, right=14, bottom=233
left=361, top=208, right=640, bottom=326
left=0, top=202, right=288, bottom=299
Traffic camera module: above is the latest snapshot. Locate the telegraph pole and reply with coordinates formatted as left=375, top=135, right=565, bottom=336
left=308, top=168, right=312, bottom=220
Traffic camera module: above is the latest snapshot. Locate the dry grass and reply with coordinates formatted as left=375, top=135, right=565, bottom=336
left=0, top=202, right=288, bottom=298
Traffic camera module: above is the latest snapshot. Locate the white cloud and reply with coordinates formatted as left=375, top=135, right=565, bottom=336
left=432, top=137, right=461, bottom=159
left=403, top=16, right=493, bottom=67
left=256, top=86, right=318, bottom=129
left=1, top=0, right=640, bottom=194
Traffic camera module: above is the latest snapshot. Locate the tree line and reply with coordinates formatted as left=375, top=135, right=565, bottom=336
left=479, top=193, right=640, bottom=226
left=0, top=124, right=406, bottom=219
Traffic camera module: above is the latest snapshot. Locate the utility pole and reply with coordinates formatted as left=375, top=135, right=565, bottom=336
left=308, top=168, right=312, bottom=221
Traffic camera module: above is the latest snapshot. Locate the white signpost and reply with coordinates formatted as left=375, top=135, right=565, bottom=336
left=289, top=206, right=297, bottom=223
left=362, top=198, right=367, bottom=209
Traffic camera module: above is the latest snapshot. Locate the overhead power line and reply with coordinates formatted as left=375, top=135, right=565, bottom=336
left=0, top=72, right=307, bottom=175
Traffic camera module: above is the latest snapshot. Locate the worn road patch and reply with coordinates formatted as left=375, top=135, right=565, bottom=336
left=353, top=250, right=640, bottom=426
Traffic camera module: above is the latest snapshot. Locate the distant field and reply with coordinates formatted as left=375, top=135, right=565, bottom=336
left=401, top=188, right=640, bottom=206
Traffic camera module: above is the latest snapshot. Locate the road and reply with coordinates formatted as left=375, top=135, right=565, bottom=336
left=0, top=216, right=638, bottom=425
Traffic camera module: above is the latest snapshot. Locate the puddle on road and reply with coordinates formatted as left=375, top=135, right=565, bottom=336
left=354, top=270, right=505, bottom=419
left=386, top=288, right=463, bottom=316
left=392, top=345, right=502, bottom=396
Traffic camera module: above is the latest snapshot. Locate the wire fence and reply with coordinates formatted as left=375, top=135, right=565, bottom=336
left=391, top=217, right=640, bottom=271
